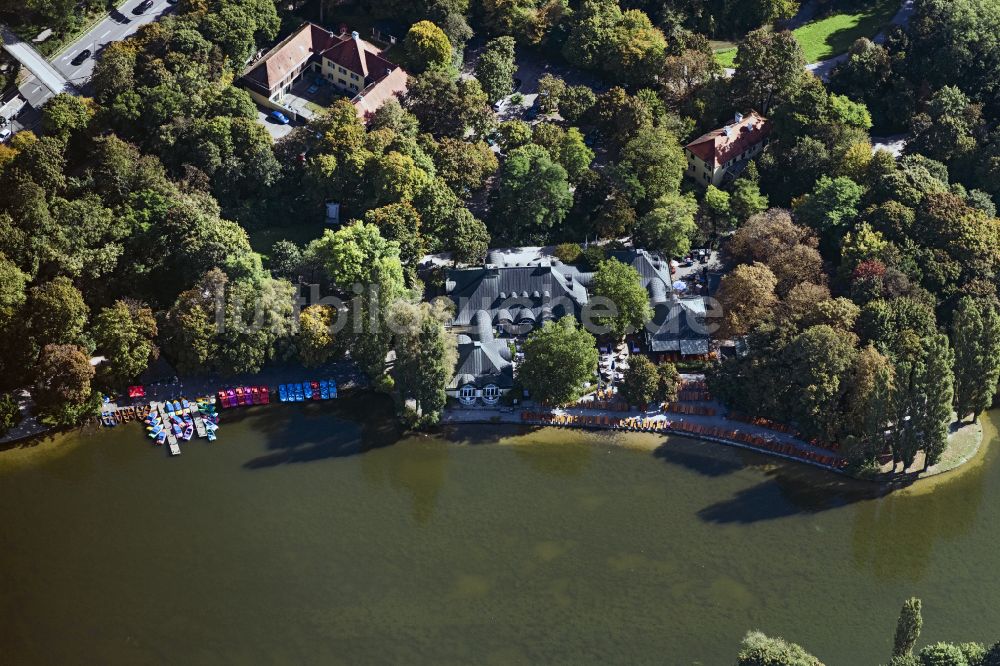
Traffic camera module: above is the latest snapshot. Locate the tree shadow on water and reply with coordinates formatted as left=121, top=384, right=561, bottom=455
left=242, top=391, right=404, bottom=469
left=436, top=422, right=543, bottom=445
left=696, top=468, right=890, bottom=525
left=652, top=441, right=745, bottom=478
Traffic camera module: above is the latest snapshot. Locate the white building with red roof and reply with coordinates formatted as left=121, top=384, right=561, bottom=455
left=684, top=111, right=772, bottom=187
left=240, top=23, right=407, bottom=121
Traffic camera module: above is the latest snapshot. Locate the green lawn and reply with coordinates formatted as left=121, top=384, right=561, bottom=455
left=713, top=0, right=899, bottom=68
left=248, top=222, right=325, bottom=257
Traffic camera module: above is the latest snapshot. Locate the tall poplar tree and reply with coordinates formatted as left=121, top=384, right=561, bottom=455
left=393, top=301, right=456, bottom=424
left=892, top=597, right=923, bottom=659
left=891, top=334, right=955, bottom=471
left=952, top=297, right=1000, bottom=422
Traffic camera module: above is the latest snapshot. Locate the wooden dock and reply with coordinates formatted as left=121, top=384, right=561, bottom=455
left=168, top=439, right=181, bottom=456
left=193, top=415, right=208, bottom=438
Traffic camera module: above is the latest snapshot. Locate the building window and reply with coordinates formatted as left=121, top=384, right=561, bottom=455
left=338, top=66, right=347, bottom=74
left=459, top=385, right=476, bottom=404
left=350, top=83, right=358, bottom=91
left=338, top=79, right=347, bottom=86
left=482, top=385, right=500, bottom=404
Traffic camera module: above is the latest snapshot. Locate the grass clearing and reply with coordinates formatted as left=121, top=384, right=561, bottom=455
left=713, top=0, right=899, bottom=68
left=715, top=48, right=737, bottom=69
left=248, top=222, right=325, bottom=257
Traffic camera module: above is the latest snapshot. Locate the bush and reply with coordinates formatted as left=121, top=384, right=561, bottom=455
left=0, top=392, right=20, bottom=437
left=36, top=391, right=101, bottom=428
left=553, top=242, right=582, bottom=264
left=918, top=643, right=969, bottom=666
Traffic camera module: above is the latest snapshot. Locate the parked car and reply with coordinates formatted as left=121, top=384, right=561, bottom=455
left=135, top=0, right=154, bottom=13
left=0, top=126, right=11, bottom=143
left=492, top=98, right=506, bottom=112
left=307, top=84, right=319, bottom=94
left=270, top=110, right=290, bottom=125
left=71, top=49, right=91, bottom=65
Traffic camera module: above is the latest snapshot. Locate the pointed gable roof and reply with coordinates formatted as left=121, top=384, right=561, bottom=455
left=320, top=32, right=394, bottom=79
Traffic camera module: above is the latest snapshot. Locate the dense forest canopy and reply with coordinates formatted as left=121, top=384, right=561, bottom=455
left=0, top=0, right=996, bottom=439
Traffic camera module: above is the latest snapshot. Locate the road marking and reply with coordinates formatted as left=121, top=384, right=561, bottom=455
left=100, top=29, right=111, bottom=38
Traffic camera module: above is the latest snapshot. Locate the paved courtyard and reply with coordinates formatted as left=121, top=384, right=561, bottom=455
left=283, top=76, right=346, bottom=121
left=256, top=107, right=293, bottom=140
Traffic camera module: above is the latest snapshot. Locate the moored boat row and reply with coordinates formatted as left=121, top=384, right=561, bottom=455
left=277, top=380, right=337, bottom=402
left=217, top=386, right=270, bottom=408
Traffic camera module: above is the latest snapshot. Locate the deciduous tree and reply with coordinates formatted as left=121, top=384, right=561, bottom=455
left=590, top=258, right=653, bottom=339
left=41, top=93, right=93, bottom=142
left=736, top=630, right=824, bottom=666
left=519, top=317, right=598, bottom=405
left=474, top=36, right=516, bottom=102
left=404, top=20, right=453, bottom=72
left=297, top=304, right=338, bottom=368
left=620, top=354, right=659, bottom=407
left=633, top=193, right=697, bottom=258
left=92, top=299, right=159, bottom=389
left=732, top=28, right=805, bottom=115
left=33, top=343, right=96, bottom=426
left=716, top=262, right=778, bottom=338
left=489, top=144, right=571, bottom=243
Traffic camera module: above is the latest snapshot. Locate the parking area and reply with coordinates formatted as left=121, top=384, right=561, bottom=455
left=256, top=107, right=294, bottom=140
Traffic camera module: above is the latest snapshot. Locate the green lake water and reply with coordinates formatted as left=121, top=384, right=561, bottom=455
left=1, top=395, right=997, bottom=665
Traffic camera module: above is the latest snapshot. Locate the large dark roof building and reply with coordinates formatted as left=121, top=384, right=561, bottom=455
left=447, top=311, right=515, bottom=405
left=445, top=259, right=589, bottom=334
left=444, top=247, right=713, bottom=359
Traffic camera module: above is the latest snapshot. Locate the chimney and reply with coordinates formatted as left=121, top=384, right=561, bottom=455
left=734, top=111, right=743, bottom=124
left=351, top=31, right=359, bottom=40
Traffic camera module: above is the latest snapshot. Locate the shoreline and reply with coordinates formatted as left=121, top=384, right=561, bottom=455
left=2, top=395, right=989, bottom=490
left=440, top=409, right=989, bottom=487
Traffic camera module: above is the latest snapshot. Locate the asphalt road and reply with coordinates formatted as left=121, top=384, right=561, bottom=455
left=52, top=0, right=175, bottom=86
